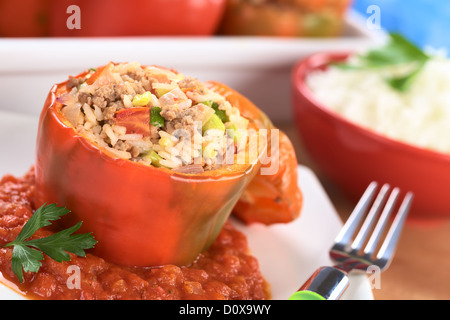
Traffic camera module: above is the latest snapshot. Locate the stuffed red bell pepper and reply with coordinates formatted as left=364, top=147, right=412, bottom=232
left=34, top=62, right=301, bottom=267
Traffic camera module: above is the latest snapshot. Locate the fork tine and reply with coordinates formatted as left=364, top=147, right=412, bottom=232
left=333, top=182, right=378, bottom=251
left=363, top=187, right=400, bottom=257
left=376, top=192, right=414, bottom=266
left=351, top=184, right=391, bottom=252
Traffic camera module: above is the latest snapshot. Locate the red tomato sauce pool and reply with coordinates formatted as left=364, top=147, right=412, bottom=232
left=0, top=168, right=270, bottom=300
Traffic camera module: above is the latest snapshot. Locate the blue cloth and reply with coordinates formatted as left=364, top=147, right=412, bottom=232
left=352, top=0, right=450, bottom=52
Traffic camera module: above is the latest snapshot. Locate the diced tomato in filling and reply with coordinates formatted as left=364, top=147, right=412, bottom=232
left=113, top=107, right=151, bottom=136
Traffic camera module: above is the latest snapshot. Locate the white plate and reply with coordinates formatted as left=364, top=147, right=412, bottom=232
left=232, top=165, right=374, bottom=300
left=0, top=110, right=373, bottom=300
left=0, top=11, right=383, bottom=124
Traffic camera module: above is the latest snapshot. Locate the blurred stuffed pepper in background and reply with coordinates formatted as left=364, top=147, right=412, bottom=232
left=0, top=0, right=51, bottom=37
left=49, top=0, right=227, bottom=36
left=218, top=0, right=353, bottom=37
left=0, top=0, right=227, bottom=37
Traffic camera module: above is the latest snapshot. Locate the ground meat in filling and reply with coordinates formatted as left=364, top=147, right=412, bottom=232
left=59, top=62, right=250, bottom=172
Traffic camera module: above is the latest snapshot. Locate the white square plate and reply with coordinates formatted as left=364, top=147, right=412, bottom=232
left=0, top=110, right=373, bottom=300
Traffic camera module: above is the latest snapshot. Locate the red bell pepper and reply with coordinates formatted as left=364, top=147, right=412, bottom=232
left=34, top=68, right=302, bottom=268
left=208, top=82, right=303, bottom=224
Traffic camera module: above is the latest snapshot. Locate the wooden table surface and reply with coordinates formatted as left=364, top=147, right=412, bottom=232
left=277, top=122, right=450, bottom=300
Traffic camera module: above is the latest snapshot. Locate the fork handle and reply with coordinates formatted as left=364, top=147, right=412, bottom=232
left=289, top=266, right=349, bottom=300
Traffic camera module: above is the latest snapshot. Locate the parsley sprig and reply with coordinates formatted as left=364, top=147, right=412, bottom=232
left=336, top=32, right=430, bottom=91
left=3, top=203, right=97, bottom=282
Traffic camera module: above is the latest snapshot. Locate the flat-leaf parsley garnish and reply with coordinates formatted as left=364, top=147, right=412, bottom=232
left=3, top=203, right=97, bottom=282
left=334, top=32, right=430, bottom=91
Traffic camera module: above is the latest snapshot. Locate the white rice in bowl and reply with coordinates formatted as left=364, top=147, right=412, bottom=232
left=306, top=57, right=450, bottom=154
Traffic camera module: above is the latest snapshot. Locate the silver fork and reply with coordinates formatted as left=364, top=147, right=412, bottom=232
left=289, top=182, right=414, bottom=300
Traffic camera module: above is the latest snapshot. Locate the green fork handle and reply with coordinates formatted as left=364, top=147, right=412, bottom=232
left=289, top=290, right=326, bottom=300
left=288, top=266, right=349, bottom=300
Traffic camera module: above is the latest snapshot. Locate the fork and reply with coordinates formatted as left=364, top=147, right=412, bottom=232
left=289, top=182, right=414, bottom=300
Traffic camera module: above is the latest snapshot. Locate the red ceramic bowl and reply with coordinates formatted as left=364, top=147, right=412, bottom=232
left=292, top=52, right=450, bottom=222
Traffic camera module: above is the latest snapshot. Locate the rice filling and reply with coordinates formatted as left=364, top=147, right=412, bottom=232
left=59, top=62, right=250, bottom=171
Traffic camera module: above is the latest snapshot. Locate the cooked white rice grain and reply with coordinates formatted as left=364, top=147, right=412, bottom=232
left=124, top=82, right=137, bottom=96
left=112, top=72, right=123, bottom=84
left=123, top=94, right=133, bottom=108
left=146, top=66, right=179, bottom=79
left=115, top=61, right=141, bottom=74
left=159, top=130, right=178, bottom=142
left=152, top=82, right=177, bottom=91
left=118, top=133, right=144, bottom=141
left=83, top=121, right=95, bottom=131
left=82, top=103, right=97, bottom=124
left=152, top=144, right=163, bottom=152
left=158, top=150, right=175, bottom=161
left=105, top=146, right=132, bottom=159
left=103, top=124, right=118, bottom=146
left=159, top=158, right=181, bottom=168
left=126, top=140, right=153, bottom=150
left=92, top=125, right=102, bottom=135
left=112, top=125, right=127, bottom=136
left=93, top=105, right=104, bottom=121
left=62, top=102, right=82, bottom=127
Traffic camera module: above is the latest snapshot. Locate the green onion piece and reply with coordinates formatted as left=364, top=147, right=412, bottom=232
left=150, top=107, right=165, bottom=127
left=155, top=88, right=170, bottom=98
left=132, top=91, right=151, bottom=106
left=149, top=150, right=163, bottom=167
left=202, top=114, right=225, bottom=135
left=143, top=150, right=163, bottom=167
left=203, top=100, right=229, bottom=123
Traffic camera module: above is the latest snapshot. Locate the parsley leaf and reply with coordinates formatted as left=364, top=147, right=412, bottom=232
left=3, top=203, right=97, bottom=282
left=385, top=63, right=424, bottom=92
left=335, top=32, right=430, bottom=91
left=359, top=33, right=429, bottom=67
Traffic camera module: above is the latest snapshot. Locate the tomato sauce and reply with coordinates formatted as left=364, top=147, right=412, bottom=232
left=0, top=168, right=270, bottom=300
